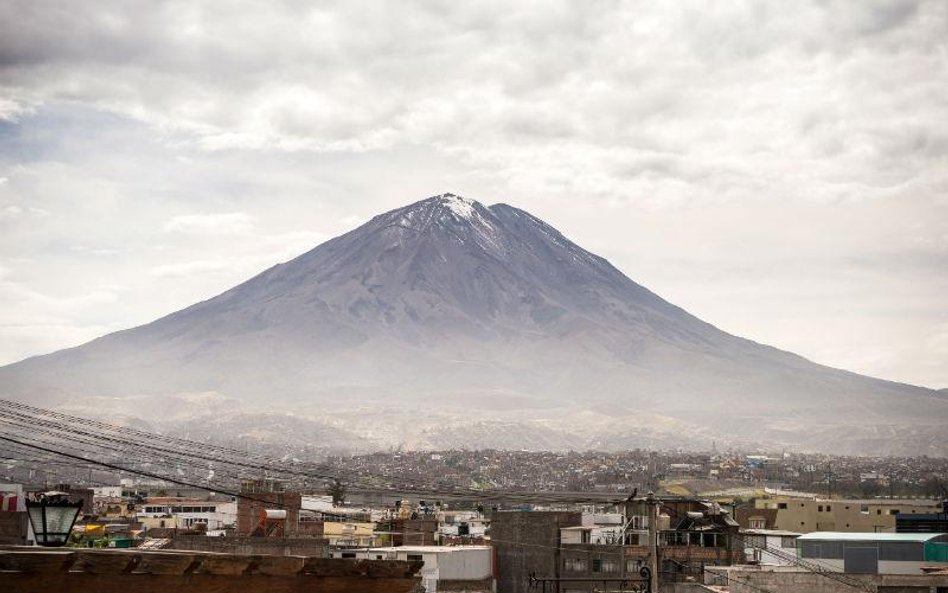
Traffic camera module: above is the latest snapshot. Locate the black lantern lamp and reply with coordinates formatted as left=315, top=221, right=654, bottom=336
left=26, top=491, right=83, bottom=547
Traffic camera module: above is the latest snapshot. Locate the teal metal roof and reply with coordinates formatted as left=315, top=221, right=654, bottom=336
left=797, top=532, right=945, bottom=543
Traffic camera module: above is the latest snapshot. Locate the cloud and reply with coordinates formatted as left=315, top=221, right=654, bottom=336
left=0, top=271, right=125, bottom=363
left=0, top=205, right=22, bottom=219
left=163, top=212, right=254, bottom=234
left=3, top=0, right=944, bottom=204
left=150, top=259, right=233, bottom=278
left=0, top=98, right=34, bottom=122
left=69, top=245, right=121, bottom=256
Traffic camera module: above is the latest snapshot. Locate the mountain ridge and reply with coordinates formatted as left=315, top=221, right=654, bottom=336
left=1, top=193, right=945, bottom=455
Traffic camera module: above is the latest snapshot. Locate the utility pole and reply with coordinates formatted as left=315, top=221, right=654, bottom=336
left=646, top=491, right=659, bottom=593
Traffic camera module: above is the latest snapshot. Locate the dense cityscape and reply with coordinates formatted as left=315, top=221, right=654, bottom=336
left=2, top=1, right=947, bottom=591
left=331, top=450, right=948, bottom=499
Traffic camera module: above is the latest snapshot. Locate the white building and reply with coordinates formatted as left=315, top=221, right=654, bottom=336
left=138, top=499, right=236, bottom=531
left=559, top=512, right=626, bottom=546
left=740, top=529, right=801, bottom=565
left=301, top=495, right=334, bottom=512
left=561, top=525, right=625, bottom=546
left=438, top=510, right=488, bottom=538
left=92, top=486, right=123, bottom=499
left=331, top=545, right=494, bottom=593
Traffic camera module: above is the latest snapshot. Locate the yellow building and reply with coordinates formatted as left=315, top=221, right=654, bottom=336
left=754, top=498, right=943, bottom=533
left=322, top=521, right=377, bottom=547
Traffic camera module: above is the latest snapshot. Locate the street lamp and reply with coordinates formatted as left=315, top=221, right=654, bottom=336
left=26, top=491, right=83, bottom=547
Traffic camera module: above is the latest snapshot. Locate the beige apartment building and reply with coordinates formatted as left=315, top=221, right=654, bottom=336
left=751, top=498, right=943, bottom=533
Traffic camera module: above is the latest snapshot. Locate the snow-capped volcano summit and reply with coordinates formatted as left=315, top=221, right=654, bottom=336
left=1, top=194, right=946, bottom=455
left=431, top=192, right=477, bottom=219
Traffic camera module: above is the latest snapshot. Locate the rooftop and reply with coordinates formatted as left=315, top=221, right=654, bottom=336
left=142, top=497, right=229, bottom=504
left=797, top=532, right=947, bottom=543
left=741, top=529, right=802, bottom=536
left=368, top=545, right=491, bottom=553
left=765, top=497, right=943, bottom=506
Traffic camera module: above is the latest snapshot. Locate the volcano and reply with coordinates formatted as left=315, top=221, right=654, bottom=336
left=1, top=194, right=945, bottom=455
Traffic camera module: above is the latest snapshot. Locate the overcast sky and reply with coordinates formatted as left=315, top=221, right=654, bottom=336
left=1, top=0, right=946, bottom=388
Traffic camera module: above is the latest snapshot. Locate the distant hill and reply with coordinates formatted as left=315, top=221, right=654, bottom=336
left=2, top=194, right=945, bottom=455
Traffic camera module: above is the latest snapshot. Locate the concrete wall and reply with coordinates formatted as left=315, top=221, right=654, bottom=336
left=434, top=548, right=493, bottom=580
left=337, top=547, right=493, bottom=593
left=236, top=491, right=302, bottom=536
left=169, top=534, right=327, bottom=556
left=0, top=511, right=28, bottom=545
left=876, top=560, right=933, bottom=575
left=437, top=576, right=494, bottom=592
left=395, top=549, right=492, bottom=593
left=708, top=566, right=948, bottom=593
left=491, top=511, right=582, bottom=593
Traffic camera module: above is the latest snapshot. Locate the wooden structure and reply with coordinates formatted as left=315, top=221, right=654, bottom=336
left=0, top=546, right=422, bottom=593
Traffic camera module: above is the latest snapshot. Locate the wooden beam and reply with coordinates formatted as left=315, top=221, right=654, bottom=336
left=0, top=548, right=422, bottom=593
left=0, top=573, right=420, bottom=593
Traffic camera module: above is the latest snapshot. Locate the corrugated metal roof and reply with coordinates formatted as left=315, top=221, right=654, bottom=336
left=740, top=529, right=802, bottom=536
left=797, top=531, right=946, bottom=542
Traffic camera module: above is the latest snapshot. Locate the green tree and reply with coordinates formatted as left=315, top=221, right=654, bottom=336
left=327, top=479, right=347, bottom=506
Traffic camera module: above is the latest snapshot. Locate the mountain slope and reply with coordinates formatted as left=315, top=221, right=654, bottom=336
left=1, top=194, right=945, bottom=455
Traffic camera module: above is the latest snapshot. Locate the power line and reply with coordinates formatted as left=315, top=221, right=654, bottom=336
left=6, top=399, right=873, bottom=591
left=0, top=401, right=631, bottom=504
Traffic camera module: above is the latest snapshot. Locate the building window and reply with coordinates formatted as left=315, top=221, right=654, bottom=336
left=818, top=505, right=824, bottom=512
left=781, top=537, right=796, bottom=548
left=877, top=510, right=882, bottom=515
left=600, top=559, right=617, bottom=573
left=889, top=509, right=900, bottom=515
left=702, top=533, right=719, bottom=547
left=564, top=558, right=587, bottom=573
left=826, top=505, right=831, bottom=512
left=406, top=554, right=423, bottom=562
left=592, top=558, right=602, bottom=573
left=777, top=503, right=787, bottom=510
left=861, top=505, right=869, bottom=514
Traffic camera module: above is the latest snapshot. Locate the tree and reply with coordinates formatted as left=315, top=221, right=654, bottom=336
left=327, top=479, right=347, bottom=506
left=921, top=476, right=948, bottom=498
